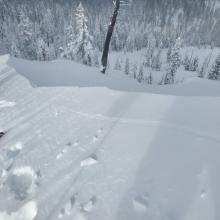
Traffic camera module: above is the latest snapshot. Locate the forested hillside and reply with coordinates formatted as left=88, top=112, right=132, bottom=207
left=0, top=0, right=220, bottom=60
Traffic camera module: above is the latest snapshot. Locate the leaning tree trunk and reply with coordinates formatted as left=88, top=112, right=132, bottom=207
left=101, top=0, right=120, bottom=74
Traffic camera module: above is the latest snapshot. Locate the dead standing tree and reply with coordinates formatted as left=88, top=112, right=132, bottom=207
left=101, top=0, right=121, bottom=74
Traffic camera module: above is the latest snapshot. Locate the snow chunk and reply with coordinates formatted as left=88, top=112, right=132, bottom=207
left=133, top=195, right=149, bottom=212
left=0, top=100, right=16, bottom=108
left=0, top=201, right=37, bottom=220
left=7, top=142, right=23, bottom=158
left=58, top=195, right=76, bottom=218
left=80, top=154, right=98, bottom=167
left=7, top=166, right=37, bottom=200
left=81, top=196, right=96, bottom=212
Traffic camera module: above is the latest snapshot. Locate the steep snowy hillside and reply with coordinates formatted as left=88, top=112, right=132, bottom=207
left=0, top=55, right=220, bottom=220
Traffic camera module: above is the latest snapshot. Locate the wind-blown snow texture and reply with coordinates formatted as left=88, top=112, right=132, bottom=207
left=0, top=54, right=220, bottom=220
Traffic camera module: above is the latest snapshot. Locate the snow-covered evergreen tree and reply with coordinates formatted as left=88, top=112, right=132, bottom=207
left=145, top=71, right=153, bottom=84
left=208, top=54, right=220, bottom=80
left=64, top=2, right=93, bottom=65
left=183, top=55, right=199, bottom=72
left=40, top=9, right=54, bottom=48
left=36, top=38, right=48, bottom=61
left=198, top=62, right=206, bottom=78
left=152, top=49, right=162, bottom=71
left=17, top=10, right=36, bottom=59
left=17, top=10, right=36, bottom=60
left=167, top=47, right=172, bottom=64
left=190, top=57, right=199, bottom=72
left=169, top=37, right=181, bottom=67
left=198, top=56, right=209, bottom=78
left=183, top=55, right=191, bottom=71
left=10, top=39, right=20, bottom=58
left=137, top=64, right=144, bottom=83
left=63, top=19, right=75, bottom=59
left=164, top=37, right=181, bottom=84
left=144, top=35, right=155, bottom=67
left=131, top=63, right=138, bottom=79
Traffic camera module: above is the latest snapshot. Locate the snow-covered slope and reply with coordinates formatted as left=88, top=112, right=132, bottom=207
left=0, top=55, right=220, bottom=220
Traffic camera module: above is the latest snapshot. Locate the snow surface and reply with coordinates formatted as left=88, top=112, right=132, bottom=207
left=0, top=54, right=220, bottom=220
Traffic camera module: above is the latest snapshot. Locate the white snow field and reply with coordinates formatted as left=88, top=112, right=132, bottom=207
left=0, top=54, right=220, bottom=220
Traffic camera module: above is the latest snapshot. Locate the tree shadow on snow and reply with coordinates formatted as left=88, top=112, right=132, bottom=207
left=116, top=96, right=220, bottom=220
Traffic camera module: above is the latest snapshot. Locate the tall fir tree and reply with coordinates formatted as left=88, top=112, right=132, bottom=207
left=208, top=54, right=220, bottom=80
left=36, top=38, right=49, bottom=61
left=137, top=64, right=144, bottom=83
left=64, top=2, right=93, bottom=65
left=10, top=40, right=20, bottom=58
left=17, top=10, right=36, bottom=59
left=152, top=49, right=162, bottom=71
left=164, top=37, right=181, bottom=84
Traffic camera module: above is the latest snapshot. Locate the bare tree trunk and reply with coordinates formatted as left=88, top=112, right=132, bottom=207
left=101, top=0, right=120, bottom=74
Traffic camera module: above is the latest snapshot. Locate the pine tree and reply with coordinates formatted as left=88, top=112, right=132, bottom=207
left=146, top=72, right=153, bottom=84
left=164, top=37, right=181, bottom=84
left=36, top=38, right=48, bottom=61
left=169, top=37, right=181, bottom=67
left=124, top=58, right=130, bottom=75
left=17, top=10, right=36, bottom=59
left=198, top=62, right=206, bottom=78
left=167, top=47, right=172, bottom=64
left=184, top=54, right=199, bottom=72
left=198, top=56, right=209, bottom=78
left=190, top=57, right=199, bottom=72
left=164, top=66, right=175, bottom=84
left=41, top=9, right=54, bottom=48
left=208, top=54, right=220, bottom=80
left=64, top=2, right=93, bottom=65
left=10, top=41, right=20, bottom=58
left=48, top=43, right=56, bottom=60
left=137, top=64, right=144, bottom=83
left=183, top=55, right=191, bottom=71
left=144, top=35, right=156, bottom=68
left=152, top=49, right=162, bottom=71
left=63, top=20, right=75, bottom=59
